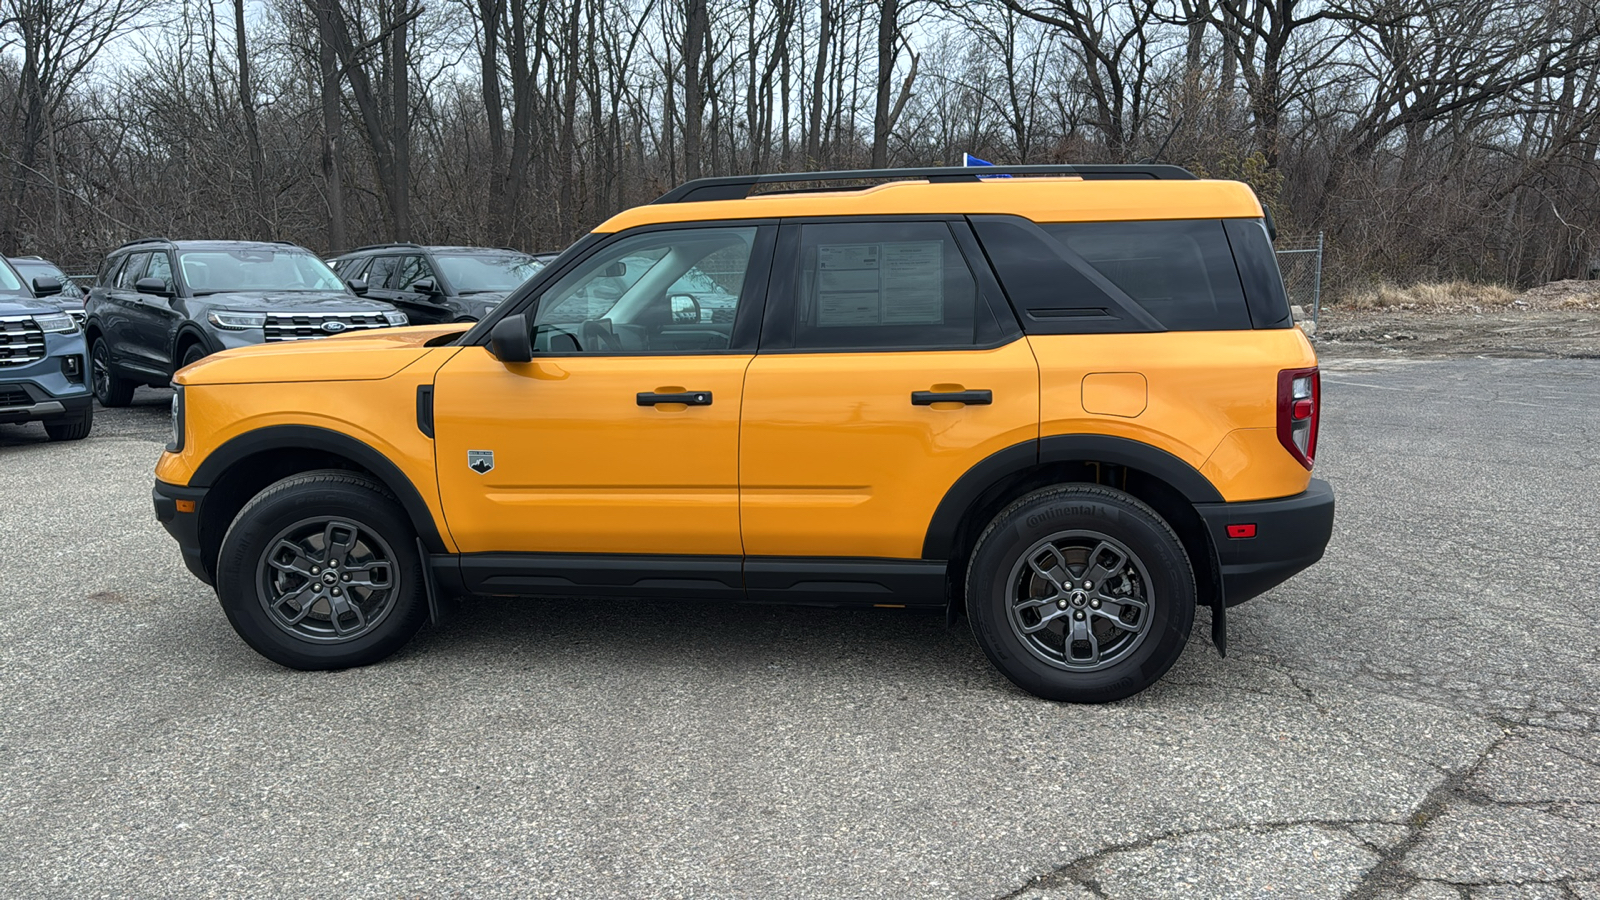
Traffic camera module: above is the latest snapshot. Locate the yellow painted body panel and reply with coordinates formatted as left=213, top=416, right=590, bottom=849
left=596, top=179, right=1265, bottom=233
left=430, top=347, right=750, bottom=555
left=173, top=325, right=465, bottom=385
left=1029, top=329, right=1317, bottom=503
left=739, top=340, right=1039, bottom=558
left=155, top=345, right=464, bottom=551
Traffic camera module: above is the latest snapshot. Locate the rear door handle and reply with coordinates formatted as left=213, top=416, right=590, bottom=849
left=912, top=390, right=992, bottom=406
left=638, top=391, right=713, bottom=406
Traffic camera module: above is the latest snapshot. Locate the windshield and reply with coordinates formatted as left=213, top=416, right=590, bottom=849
left=434, top=253, right=544, bottom=293
left=0, top=261, right=24, bottom=294
left=11, top=260, right=81, bottom=299
left=178, top=249, right=345, bottom=294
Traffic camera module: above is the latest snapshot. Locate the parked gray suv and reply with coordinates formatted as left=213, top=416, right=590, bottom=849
left=0, top=257, right=92, bottom=441
left=84, top=239, right=408, bottom=407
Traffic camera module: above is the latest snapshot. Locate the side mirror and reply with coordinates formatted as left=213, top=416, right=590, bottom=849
left=488, top=313, right=533, bottom=364
left=135, top=276, right=172, bottom=298
left=669, top=293, right=701, bottom=324
left=347, top=278, right=369, bottom=296
left=410, top=278, right=438, bottom=296
left=32, top=276, right=63, bottom=297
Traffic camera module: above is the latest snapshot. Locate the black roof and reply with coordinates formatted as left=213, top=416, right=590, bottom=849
left=333, top=243, right=533, bottom=257
left=653, top=164, right=1198, bottom=204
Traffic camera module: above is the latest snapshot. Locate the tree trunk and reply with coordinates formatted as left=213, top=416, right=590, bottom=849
left=234, top=0, right=269, bottom=239
left=871, top=0, right=900, bottom=168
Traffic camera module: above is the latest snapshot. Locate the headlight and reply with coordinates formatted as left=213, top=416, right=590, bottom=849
left=382, top=311, right=409, bottom=326
left=167, top=386, right=185, bottom=453
left=207, top=310, right=267, bottom=330
left=32, top=312, right=77, bottom=333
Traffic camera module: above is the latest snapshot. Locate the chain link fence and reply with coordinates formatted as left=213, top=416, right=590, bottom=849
left=1275, top=233, right=1324, bottom=327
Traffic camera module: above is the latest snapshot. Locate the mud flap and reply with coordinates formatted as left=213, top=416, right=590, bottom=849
left=1206, top=535, right=1227, bottom=657
left=418, top=538, right=447, bottom=625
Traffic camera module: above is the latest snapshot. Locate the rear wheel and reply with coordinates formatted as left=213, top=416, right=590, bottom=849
left=965, top=485, right=1195, bottom=703
left=216, top=471, right=428, bottom=670
left=90, top=338, right=135, bottom=407
left=43, top=404, right=92, bottom=441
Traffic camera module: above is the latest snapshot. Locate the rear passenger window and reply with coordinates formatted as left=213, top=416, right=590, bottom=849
left=1041, top=221, right=1250, bottom=331
left=773, top=221, right=1004, bottom=351
left=366, top=257, right=399, bottom=289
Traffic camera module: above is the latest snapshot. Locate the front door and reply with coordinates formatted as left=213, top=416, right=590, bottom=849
left=739, top=220, right=1040, bottom=562
left=432, top=224, right=774, bottom=560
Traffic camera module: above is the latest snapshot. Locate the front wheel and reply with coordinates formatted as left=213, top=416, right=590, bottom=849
left=43, top=404, right=93, bottom=441
left=965, top=485, right=1196, bottom=703
left=91, top=338, right=136, bottom=407
left=215, top=471, right=428, bottom=670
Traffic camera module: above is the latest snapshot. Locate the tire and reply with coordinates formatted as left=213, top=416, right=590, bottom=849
left=90, top=338, right=136, bottom=407
left=215, top=471, right=428, bottom=670
left=43, top=404, right=93, bottom=441
left=965, top=484, right=1196, bottom=703
left=179, top=342, right=207, bottom=370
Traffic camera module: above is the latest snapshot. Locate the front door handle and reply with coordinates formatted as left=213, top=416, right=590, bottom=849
left=638, top=391, right=713, bottom=406
left=912, top=389, right=992, bottom=406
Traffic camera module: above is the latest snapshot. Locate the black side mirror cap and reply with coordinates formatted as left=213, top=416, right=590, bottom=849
left=32, top=276, right=63, bottom=297
left=411, top=278, right=438, bottom=296
left=347, top=278, right=369, bottom=296
left=488, top=313, right=534, bottom=364
left=135, top=276, right=172, bottom=297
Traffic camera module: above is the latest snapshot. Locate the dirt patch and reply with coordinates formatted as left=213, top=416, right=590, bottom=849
left=1316, top=281, right=1600, bottom=359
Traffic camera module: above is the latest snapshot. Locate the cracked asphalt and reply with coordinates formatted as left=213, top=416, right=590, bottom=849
left=1, top=357, right=1596, bottom=898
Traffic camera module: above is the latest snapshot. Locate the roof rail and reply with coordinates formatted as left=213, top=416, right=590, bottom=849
left=342, top=242, right=422, bottom=254
left=653, top=164, right=1198, bottom=204
left=115, top=236, right=175, bottom=250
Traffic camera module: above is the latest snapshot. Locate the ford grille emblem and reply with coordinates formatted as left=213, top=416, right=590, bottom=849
left=321, top=320, right=348, bottom=334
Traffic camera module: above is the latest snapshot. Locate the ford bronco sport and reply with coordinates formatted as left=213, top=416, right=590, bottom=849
left=153, top=165, right=1334, bottom=703
left=0, top=256, right=92, bottom=441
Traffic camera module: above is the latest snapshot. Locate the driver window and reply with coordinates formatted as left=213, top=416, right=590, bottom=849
left=395, top=255, right=436, bottom=293
left=144, top=253, right=174, bottom=292
left=530, top=226, right=757, bottom=354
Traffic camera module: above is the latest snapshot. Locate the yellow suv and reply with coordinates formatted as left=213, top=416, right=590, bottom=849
left=153, top=165, right=1333, bottom=702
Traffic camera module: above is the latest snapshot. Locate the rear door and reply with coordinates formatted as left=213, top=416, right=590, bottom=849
left=738, top=219, right=1039, bottom=567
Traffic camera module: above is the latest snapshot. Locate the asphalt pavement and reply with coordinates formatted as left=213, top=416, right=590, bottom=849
left=1, top=360, right=1597, bottom=898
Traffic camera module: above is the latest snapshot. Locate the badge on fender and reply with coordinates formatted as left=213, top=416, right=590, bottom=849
left=467, top=450, right=494, bottom=474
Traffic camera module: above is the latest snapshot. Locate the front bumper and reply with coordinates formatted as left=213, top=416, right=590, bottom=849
left=153, top=480, right=212, bottom=585
left=0, top=385, right=91, bottom=424
left=1197, top=478, right=1335, bottom=607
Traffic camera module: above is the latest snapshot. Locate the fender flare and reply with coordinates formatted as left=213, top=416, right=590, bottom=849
left=190, top=424, right=448, bottom=553
left=170, top=325, right=218, bottom=367
left=920, top=434, right=1223, bottom=561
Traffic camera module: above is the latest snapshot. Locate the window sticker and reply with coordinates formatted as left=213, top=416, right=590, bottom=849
left=814, top=241, right=944, bottom=327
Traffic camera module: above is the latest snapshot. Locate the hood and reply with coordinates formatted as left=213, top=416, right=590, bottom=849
left=193, top=290, right=397, bottom=312
left=176, top=324, right=467, bottom=385
left=0, top=295, right=61, bottom=317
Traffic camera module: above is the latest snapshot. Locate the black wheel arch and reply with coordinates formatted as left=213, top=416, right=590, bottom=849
left=187, top=425, right=448, bottom=582
left=924, top=435, right=1227, bottom=650
left=171, top=325, right=217, bottom=370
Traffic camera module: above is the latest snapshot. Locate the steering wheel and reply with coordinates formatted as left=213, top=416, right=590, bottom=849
left=580, top=318, right=624, bottom=353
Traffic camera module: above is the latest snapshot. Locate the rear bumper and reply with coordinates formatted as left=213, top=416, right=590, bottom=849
left=153, top=480, right=212, bottom=585
left=1197, top=478, right=1334, bottom=607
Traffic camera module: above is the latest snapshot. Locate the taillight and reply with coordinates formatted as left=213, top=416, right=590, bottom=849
left=1277, top=367, right=1319, bottom=470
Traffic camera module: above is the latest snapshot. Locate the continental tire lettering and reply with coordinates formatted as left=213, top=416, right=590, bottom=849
left=1025, top=504, right=1106, bottom=528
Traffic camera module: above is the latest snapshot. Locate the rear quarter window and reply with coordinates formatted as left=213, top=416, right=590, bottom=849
left=972, top=215, right=1289, bottom=333
left=1041, top=220, right=1250, bottom=331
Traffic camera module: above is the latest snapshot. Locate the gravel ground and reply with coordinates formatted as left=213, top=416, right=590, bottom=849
left=1, top=363, right=1596, bottom=898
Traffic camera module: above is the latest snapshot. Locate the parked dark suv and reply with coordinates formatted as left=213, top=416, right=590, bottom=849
left=0, top=256, right=92, bottom=441
left=84, top=239, right=408, bottom=407
left=9, top=256, right=86, bottom=325
left=329, top=244, right=545, bottom=325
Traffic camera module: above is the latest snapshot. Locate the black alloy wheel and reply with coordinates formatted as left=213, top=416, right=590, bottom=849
left=216, top=471, right=428, bottom=669
left=966, top=484, right=1196, bottom=703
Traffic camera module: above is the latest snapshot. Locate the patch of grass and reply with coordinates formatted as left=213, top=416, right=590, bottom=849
left=1341, top=280, right=1518, bottom=310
